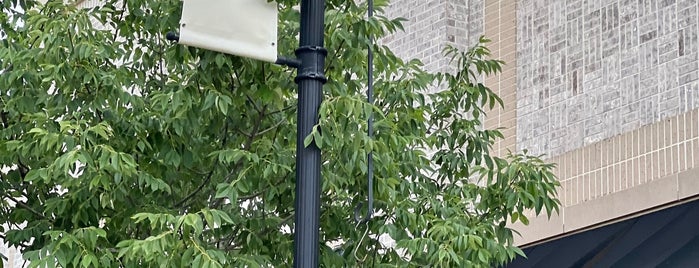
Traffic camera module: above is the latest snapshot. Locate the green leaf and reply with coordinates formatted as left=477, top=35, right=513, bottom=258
left=520, top=214, right=530, bottom=225
left=303, top=133, right=314, bottom=147
left=511, top=246, right=526, bottom=258
left=81, top=255, right=92, bottom=268
left=214, top=183, right=238, bottom=201
left=511, top=211, right=519, bottom=223
left=312, top=129, right=323, bottom=149
left=28, top=128, right=46, bottom=134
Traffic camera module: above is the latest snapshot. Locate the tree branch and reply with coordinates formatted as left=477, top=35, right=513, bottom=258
left=244, top=93, right=263, bottom=114
left=257, top=212, right=294, bottom=237
left=111, top=0, right=128, bottom=42
left=255, top=119, right=286, bottom=137
left=221, top=211, right=294, bottom=250
left=230, top=72, right=243, bottom=93
left=210, top=107, right=267, bottom=208
left=16, top=158, right=28, bottom=178
left=4, top=194, right=47, bottom=220
left=176, top=121, right=229, bottom=210
left=234, top=128, right=251, bottom=139
left=243, top=105, right=266, bottom=151
left=174, top=171, right=214, bottom=209
left=325, top=39, right=346, bottom=74
left=236, top=177, right=287, bottom=201
left=267, top=105, right=294, bottom=116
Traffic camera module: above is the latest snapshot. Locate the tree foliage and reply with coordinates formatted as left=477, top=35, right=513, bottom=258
left=0, top=0, right=560, bottom=266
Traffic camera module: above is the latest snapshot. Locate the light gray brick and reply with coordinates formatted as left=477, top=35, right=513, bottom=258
left=518, top=0, right=699, bottom=156
left=679, top=83, right=696, bottom=112
left=383, top=0, right=478, bottom=73
left=619, top=0, right=638, bottom=24
left=601, top=3, right=620, bottom=31
left=638, top=0, right=657, bottom=17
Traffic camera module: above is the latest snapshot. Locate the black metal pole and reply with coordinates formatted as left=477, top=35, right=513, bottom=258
left=294, top=0, right=326, bottom=267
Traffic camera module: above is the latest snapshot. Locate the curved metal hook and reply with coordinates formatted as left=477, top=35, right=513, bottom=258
left=354, top=198, right=373, bottom=223
left=352, top=220, right=371, bottom=262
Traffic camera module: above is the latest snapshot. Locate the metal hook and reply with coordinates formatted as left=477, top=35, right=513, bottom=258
left=354, top=199, right=373, bottom=223
left=352, top=220, right=370, bottom=262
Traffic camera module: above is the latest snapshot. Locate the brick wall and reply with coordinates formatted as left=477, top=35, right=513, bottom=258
left=512, top=0, right=699, bottom=245
left=517, top=0, right=699, bottom=157
left=382, top=0, right=529, bottom=158
left=513, top=108, right=699, bottom=245
left=375, top=0, right=699, bottom=247
left=1, top=242, right=23, bottom=268
left=483, top=0, right=518, bottom=157
left=551, top=109, right=699, bottom=207
left=382, top=0, right=483, bottom=73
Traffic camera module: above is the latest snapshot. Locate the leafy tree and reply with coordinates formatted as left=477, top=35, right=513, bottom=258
left=0, top=0, right=560, bottom=266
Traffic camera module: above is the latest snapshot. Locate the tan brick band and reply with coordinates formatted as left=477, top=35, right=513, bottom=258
left=512, top=108, right=699, bottom=246
left=484, top=0, right=518, bottom=157
left=551, top=109, right=699, bottom=207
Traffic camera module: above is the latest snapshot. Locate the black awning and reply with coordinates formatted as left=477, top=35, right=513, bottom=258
left=507, top=198, right=699, bottom=268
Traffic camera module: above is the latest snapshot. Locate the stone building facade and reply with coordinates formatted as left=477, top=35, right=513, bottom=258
left=385, top=0, right=699, bottom=246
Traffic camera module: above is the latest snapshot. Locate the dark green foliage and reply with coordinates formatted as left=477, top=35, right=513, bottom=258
left=0, top=0, right=560, bottom=266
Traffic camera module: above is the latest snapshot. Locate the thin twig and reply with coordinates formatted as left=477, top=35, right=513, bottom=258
left=234, top=212, right=295, bottom=248
left=255, top=119, right=286, bottom=136
left=4, top=194, right=47, bottom=220
left=244, top=93, right=263, bottom=114
left=266, top=105, right=295, bottom=116
left=229, top=65, right=247, bottom=91
left=178, top=121, right=229, bottom=209
left=209, top=111, right=264, bottom=208
left=112, top=0, right=128, bottom=42
left=234, top=128, right=252, bottom=138
left=174, top=171, right=214, bottom=209
left=325, top=39, right=346, bottom=74
left=236, top=177, right=287, bottom=201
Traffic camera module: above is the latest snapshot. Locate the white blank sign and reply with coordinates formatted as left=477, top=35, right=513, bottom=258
left=179, top=0, right=278, bottom=62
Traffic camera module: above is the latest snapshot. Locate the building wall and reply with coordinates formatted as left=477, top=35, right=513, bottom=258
left=483, top=0, right=518, bottom=156
left=382, top=0, right=484, bottom=73
left=517, top=0, right=699, bottom=157
left=1, top=241, right=24, bottom=268
left=383, top=0, right=522, bottom=156
left=386, top=0, right=699, bottom=246
left=513, top=0, right=699, bottom=245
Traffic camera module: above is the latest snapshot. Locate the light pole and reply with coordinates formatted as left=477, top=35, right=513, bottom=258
left=293, top=0, right=326, bottom=266
left=171, top=0, right=327, bottom=265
